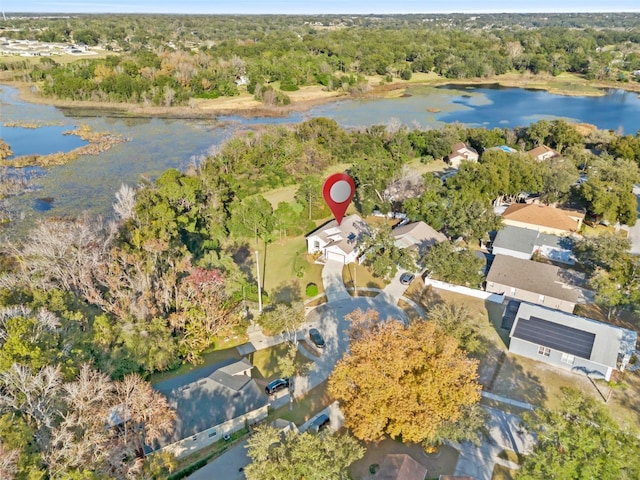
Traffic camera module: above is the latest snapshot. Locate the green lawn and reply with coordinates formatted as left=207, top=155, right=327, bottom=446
left=248, top=342, right=310, bottom=382
left=342, top=262, right=385, bottom=291
left=271, top=380, right=332, bottom=425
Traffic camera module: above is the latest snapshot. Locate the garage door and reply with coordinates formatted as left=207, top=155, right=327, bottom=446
left=326, top=251, right=345, bottom=263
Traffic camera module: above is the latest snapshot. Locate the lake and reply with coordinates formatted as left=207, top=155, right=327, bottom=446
left=2, top=82, right=640, bottom=236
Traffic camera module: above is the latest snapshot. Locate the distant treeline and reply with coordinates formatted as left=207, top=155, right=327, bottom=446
left=2, top=14, right=640, bottom=105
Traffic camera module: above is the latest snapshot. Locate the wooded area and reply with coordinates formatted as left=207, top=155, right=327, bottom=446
left=2, top=13, right=640, bottom=105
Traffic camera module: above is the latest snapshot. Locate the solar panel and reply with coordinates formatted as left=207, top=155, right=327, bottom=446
left=512, top=316, right=595, bottom=360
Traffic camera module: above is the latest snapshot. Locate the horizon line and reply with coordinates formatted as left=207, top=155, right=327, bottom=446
left=3, top=10, right=640, bottom=15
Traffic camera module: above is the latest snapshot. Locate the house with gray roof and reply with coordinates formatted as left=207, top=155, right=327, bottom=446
left=393, top=221, right=446, bottom=256
left=492, top=225, right=574, bottom=264
left=154, top=358, right=269, bottom=458
left=485, top=255, right=581, bottom=313
left=508, top=302, right=637, bottom=381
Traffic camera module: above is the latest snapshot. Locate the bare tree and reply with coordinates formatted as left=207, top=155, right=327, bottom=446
left=0, top=364, right=62, bottom=433
left=0, top=442, right=19, bottom=480
left=113, top=183, right=137, bottom=221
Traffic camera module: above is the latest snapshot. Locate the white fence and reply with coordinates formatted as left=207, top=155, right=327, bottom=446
left=424, top=278, right=504, bottom=303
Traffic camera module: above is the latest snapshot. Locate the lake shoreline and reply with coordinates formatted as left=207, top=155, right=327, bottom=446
left=3, top=73, right=640, bottom=120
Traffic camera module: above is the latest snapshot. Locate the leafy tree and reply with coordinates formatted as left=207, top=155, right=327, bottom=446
left=359, top=223, right=417, bottom=280
left=295, top=176, right=326, bottom=221
left=518, top=388, right=640, bottom=480
left=329, top=309, right=481, bottom=445
left=423, top=241, right=484, bottom=287
left=244, top=424, right=364, bottom=480
left=426, top=301, right=484, bottom=354
left=573, top=233, right=631, bottom=273
left=227, top=195, right=274, bottom=245
left=257, top=302, right=305, bottom=342
left=581, top=157, right=640, bottom=226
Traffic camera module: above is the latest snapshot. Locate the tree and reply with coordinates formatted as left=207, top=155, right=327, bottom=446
left=258, top=302, right=305, bottom=343
left=227, top=195, right=274, bottom=245
left=573, top=233, right=631, bottom=273
left=295, top=176, right=326, bottom=220
left=329, top=309, right=481, bottom=445
left=581, top=157, right=640, bottom=226
left=518, top=388, right=640, bottom=480
left=244, top=424, right=364, bottom=480
left=426, top=301, right=484, bottom=354
left=422, top=241, right=484, bottom=288
left=359, top=223, right=417, bottom=280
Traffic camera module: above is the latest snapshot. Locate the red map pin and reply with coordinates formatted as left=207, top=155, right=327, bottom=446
left=323, top=173, right=355, bottom=225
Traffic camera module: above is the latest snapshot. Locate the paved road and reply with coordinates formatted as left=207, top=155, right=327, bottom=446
left=187, top=439, right=249, bottom=480
left=626, top=185, right=640, bottom=254
left=451, top=407, right=536, bottom=480
left=292, top=294, right=408, bottom=398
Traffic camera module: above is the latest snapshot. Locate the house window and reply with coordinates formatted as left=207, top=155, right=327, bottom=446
left=313, top=241, right=320, bottom=250
left=537, top=346, right=551, bottom=356
left=208, top=431, right=217, bottom=438
left=510, top=287, right=516, bottom=295
left=561, top=353, right=575, bottom=365
left=538, top=294, right=545, bottom=302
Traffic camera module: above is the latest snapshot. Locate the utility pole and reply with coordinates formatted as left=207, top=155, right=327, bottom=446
left=255, top=250, right=263, bottom=314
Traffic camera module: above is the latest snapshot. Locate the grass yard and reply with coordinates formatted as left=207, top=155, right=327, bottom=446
left=248, top=342, right=310, bottom=382
left=259, top=235, right=324, bottom=301
left=342, top=263, right=386, bottom=291
left=493, top=464, right=518, bottom=480
left=271, top=380, right=332, bottom=425
left=261, top=184, right=298, bottom=208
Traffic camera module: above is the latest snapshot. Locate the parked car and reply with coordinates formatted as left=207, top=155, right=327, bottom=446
left=308, top=328, right=326, bottom=349
left=400, top=272, right=415, bottom=285
left=310, top=413, right=330, bottom=433
left=265, top=378, right=289, bottom=395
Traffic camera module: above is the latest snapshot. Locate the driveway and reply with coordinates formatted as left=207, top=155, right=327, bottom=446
left=321, top=260, right=350, bottom=302
left=451, top=406, right=535, bottom=480
left=380, top=268, right=413, bottom=304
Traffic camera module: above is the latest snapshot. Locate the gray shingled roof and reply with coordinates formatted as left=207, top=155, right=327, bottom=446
left=493, top=226, right=539, bottom=255
left=486, top=255, right=580, bottom=303
left=154, top=358, right=268, bottom=446
left=511, top=302, right=638, bottom=368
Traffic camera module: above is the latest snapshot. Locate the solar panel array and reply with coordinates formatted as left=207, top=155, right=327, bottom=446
left=513, top=316, right=595, bottom=359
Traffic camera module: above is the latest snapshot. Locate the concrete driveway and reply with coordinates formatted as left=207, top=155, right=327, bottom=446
left=380, top=268, right=413, bottom=304
left=451, top=407, right=536, bottom=480
left=322, top=260, right=350, bottom=302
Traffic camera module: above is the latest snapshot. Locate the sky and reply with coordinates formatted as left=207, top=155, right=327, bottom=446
left=2, top=0, right=640, bottom=15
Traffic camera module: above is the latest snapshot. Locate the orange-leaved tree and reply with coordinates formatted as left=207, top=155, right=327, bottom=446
left=328, top=308, right=481, bottom=445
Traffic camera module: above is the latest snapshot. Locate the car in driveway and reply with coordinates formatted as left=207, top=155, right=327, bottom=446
left=308, top=328, right=325, bottom=349
left=265, top=378, right=289, bottom=395
left=310, top=413, right=330, bottom=433
left=399, top=272, right=415, bottom=285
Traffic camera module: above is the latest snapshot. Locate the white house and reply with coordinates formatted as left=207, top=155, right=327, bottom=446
left=306, top=214, right=371, bottom=264
left=446, top=142, right=479, bottom=169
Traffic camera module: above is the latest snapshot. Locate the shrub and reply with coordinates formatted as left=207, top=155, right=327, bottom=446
left=306, top=283, right=318, bottom=297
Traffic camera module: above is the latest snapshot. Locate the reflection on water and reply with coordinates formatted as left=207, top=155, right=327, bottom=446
left=1, top=125, right=88, bottom=158
left=2, top=82, right=640, bottom=237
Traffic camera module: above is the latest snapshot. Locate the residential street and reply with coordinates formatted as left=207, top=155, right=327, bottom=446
left=451, top=407, right=536, bottom=480
left=626, top=185, right=640, bottom=254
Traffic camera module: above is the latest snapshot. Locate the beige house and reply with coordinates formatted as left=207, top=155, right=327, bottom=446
left=485, top=255, right=580, bottom=313
left=446, top=142, right=479, bottom=169
left=527, top=144, right=560, bottom=161
left=502, top=204, right=584, bottom=235
left=393, top=221, right=446, bottom=256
